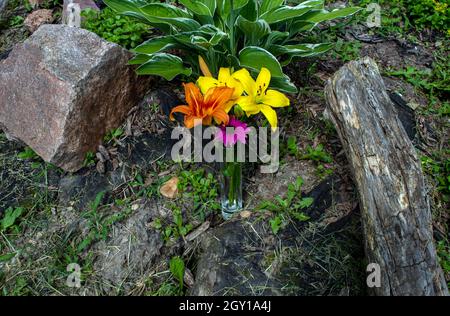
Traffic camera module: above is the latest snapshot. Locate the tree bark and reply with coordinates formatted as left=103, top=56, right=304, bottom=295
left=324, top=57, right=448, bottom=296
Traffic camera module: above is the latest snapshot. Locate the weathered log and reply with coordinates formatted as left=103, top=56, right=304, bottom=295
left=324, top=57, right=448, bottom=296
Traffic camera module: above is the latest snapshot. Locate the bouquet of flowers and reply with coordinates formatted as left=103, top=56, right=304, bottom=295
left=170, top=57, right=290, bottom=218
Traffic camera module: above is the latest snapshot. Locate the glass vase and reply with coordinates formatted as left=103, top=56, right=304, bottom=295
left=220, top=161, right=243, bottom=220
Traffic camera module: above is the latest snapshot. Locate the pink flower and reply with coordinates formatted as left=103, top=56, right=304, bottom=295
left=216, top=117, right=251, bottom=147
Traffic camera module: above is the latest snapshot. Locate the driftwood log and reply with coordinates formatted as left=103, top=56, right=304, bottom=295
left=325, top=57, right=448, bottom=296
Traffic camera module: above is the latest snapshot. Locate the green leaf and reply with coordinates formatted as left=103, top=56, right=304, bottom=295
left=270, top=75, right=298, bottom=94
left=1, top=207, right=24, bottom=231
left=270, top=215, right=282, bottom=234
left=0, top=252, right=16, bottom=263
left=264, top=31, right=289, bottom=49
left=138, top=3, right=201, bottom=32
left=239, top=46, right=283, bottom=77
left=292, top=211, right=310, bottom=222
left=103, top=0, right=148, bottom=13
left=128, top=54, right=153, bottom=65
left=136, top=53, right=192, bottom=80
left=260, top=0, right=323, bottom=24
left=179, top=0, right=215, bottom=16
left=103, top=0, right=153, bottom=24
left=297, top=7, right=362, bottom=24
left=169, top=256, right=185, bottom=289
left=217, top=0, right=249, bottom=19
left=236, top=16, right=271, bottom=45
left=298, top=197, right=314, bottom=209
left=260, top=0, right=284, bottom=15
left=239, top=0, right=258, bottom=21
left=133, top=36, right=177, bottom=54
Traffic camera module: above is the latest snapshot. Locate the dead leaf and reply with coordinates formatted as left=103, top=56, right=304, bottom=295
left=239, top=210, right=252, bottom=219
left=160, top=176, right=179, bottom=199
left=96, top=161, right=105, bottom=174
left=98, top=145, right=111, bottom=161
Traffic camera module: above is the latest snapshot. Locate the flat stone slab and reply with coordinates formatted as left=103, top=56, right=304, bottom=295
left=0, top=24, right=150, bottom=172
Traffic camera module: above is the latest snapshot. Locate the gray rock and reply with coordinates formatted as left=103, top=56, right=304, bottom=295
left=0, top=0, right=8, bottom=23
left=91, top=199, right=180, bottom=294
left=191, top=177, right=363, bottom=296
left=0, top=0, right=7, bottom=13
left=0, top=24, right=151, bottom=172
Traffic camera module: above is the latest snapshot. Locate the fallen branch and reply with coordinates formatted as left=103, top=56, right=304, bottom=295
left=325, top=57, right=448, bottom=296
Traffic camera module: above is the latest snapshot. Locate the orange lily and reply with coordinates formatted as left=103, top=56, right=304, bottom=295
left=170, top=83, right=234, bottom=129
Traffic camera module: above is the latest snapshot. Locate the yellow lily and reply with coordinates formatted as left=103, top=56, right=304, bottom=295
left=232, top=67, right=290, bottom=130
left=197, top=68, right=244, bottom=113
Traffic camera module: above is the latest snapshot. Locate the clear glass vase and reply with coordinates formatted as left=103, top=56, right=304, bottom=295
left=220, top=161, right=243, bottom=220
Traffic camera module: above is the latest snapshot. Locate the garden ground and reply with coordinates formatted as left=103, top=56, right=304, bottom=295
left=0, top=0, right=449, bottom=295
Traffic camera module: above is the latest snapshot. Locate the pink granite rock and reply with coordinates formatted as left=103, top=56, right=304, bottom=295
left=24, top=9, right=54, bottom=33
left=0, top=24, right=151, bottom=172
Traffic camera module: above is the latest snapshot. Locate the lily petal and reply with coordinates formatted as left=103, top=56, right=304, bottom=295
left=205, top=86, right=235, bottom=111
left=170, top=105, right=192, bottom=121
left=197, top=76, right=219, bottom=95
left=260, top=104, right=278, bottom=130
left=212, top=108, right=229, bottom=126
left=184, top=83, right=203, bottom=114
left=236, top=96, right=260, bottom=114
left=224, top=100, right=236, bottom=113
left=256, top=67, right=271, bottom=96
left=218, top=68, right=232, bottom=84
left=260, top=90, right=290, bottom=108
left=232, top=68, right=257, bottom=97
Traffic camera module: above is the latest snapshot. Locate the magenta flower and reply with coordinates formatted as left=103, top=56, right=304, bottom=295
left=216, top=117, right=251, bottom=147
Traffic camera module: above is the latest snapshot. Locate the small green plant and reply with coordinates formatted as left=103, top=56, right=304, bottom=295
left=169, top=256, right=185, bottom=293
left=178, top=168, right=220, bottom=220
left=154, top=205, right=193, bottom=242
left=1, top=207, right=25, bottom=233
left=436, top=239, right=450, bottom=281
left=8, top=15, right=24, bottom=27
left=259, top=177, right=313, bottom=234
left=17, top=147, right=38, bottom=160
left=301, top=144, right=333, bottom=163
left=405, top=0, right=450, bottom=32
left=83, top=151, right=96, bottom=167
left=333, top=39, right=362, bottom=62
left=77, top=192, right=134, bottom=252
left=421, top=154, right=450, bottom=202
left=81, top=8, right=150, bottom=49
left=286, top=136, right=299, bottom=156
left=104, top=127, right=124, bottom=143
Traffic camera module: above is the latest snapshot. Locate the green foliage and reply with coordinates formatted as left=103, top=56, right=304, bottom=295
left=77, top=192, right=134, bottom=252
left=437, top=239, right=450, bottom=277
left=301, top=144, right=333, bottom=163
left=83, top=151, right=96, bottom=168
left=178, top=168, right=220, bottom=220
left=259, top=176, right=312, bottom=234
left=169, top=256, right=185, bottom=291
left=17, top=147, right=38, bottom=160
left=1, top=207, right=25, bottom=232
left=104, top=127, right=124, bottom=143
left=104, top=0, right=361, bottom=90
left=421, top=154, right=450, bottom=202
left=82, top=8, right=150, bottom=49
left=356, top=0, right=449, bottom=35
left=155, top=205, right=193, bottom=242
left=405, top=0, right=450, bottom=32
left=8, top=15, right=24, bottom=27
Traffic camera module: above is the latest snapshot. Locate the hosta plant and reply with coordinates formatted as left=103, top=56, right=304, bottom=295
left=103, top=0, right=360, bottom=93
